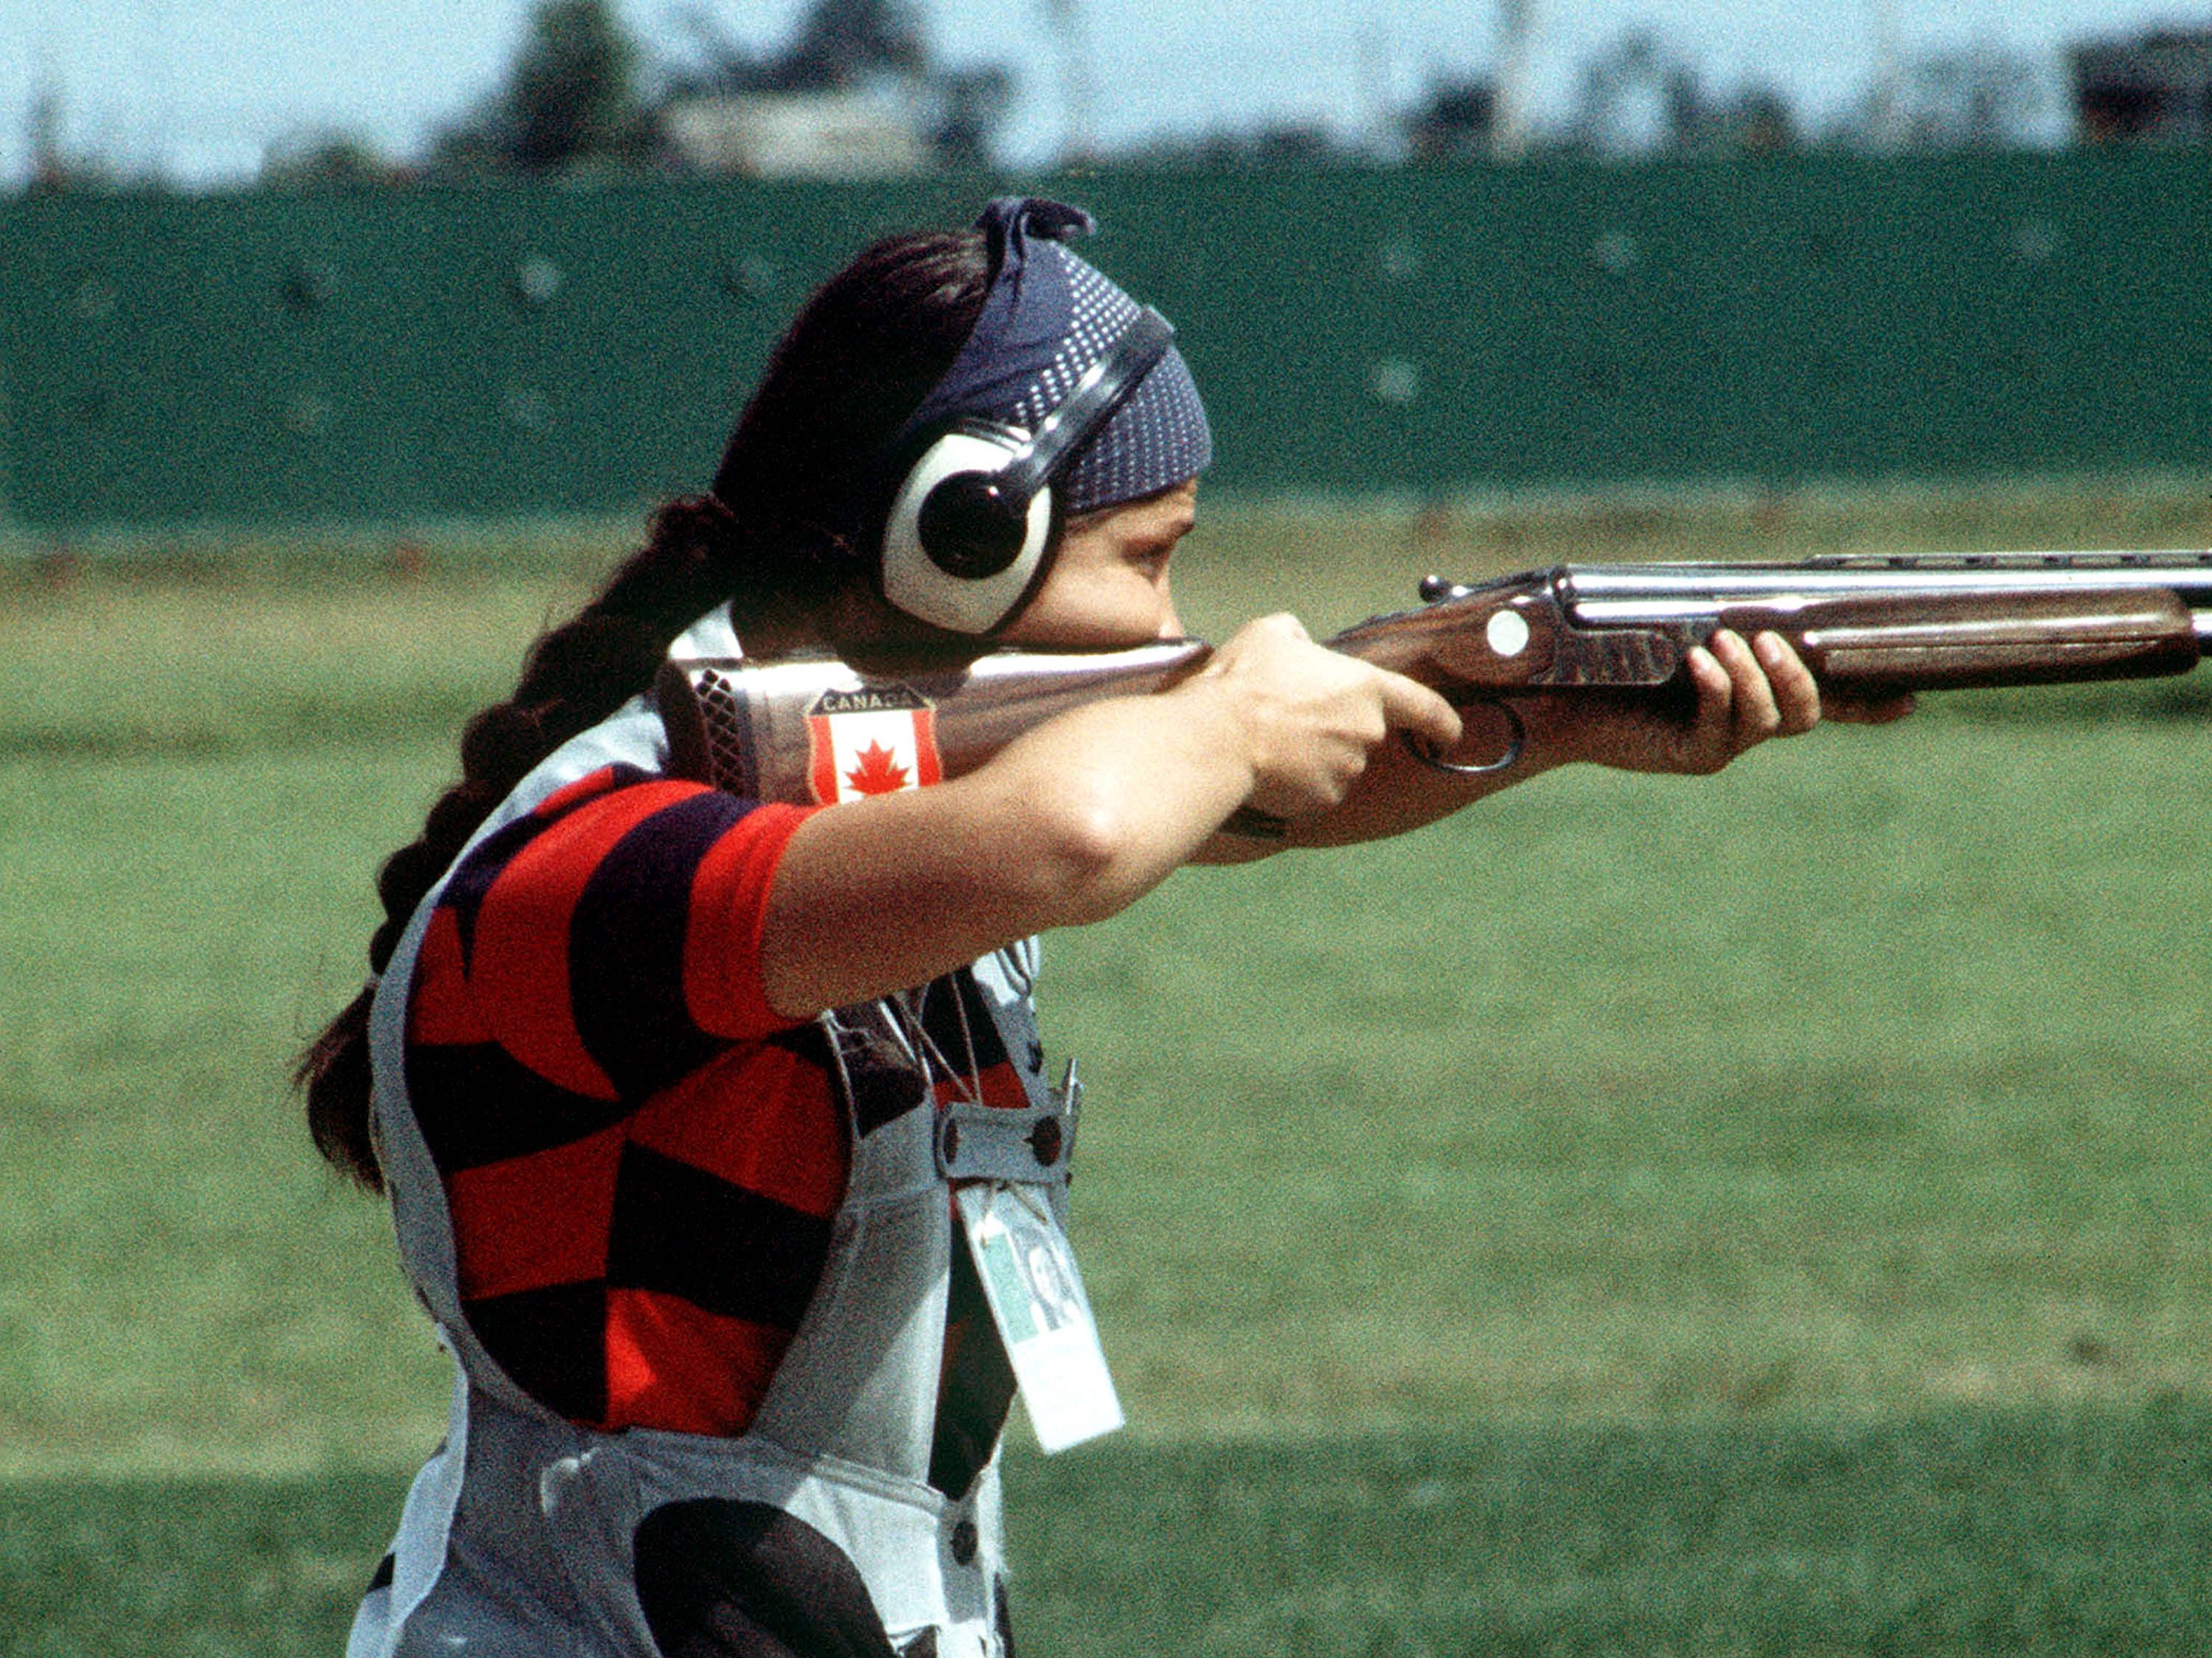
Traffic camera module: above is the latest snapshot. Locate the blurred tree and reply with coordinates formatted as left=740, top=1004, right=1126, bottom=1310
left=1568, top=31, right=1799, bottom=156
left=1894, top=46, right=2048, bottom=148
left=1404, top=77, right=1496, bottom=160
left=933, top=65, right=1014, bottom=167
left=777, top=0, right=928, bottom=91
left=1571, top=30, right=1674, bottom=155
left=261, top=133, right=403, bottom=189
left=501, top=0, right=645, bottom=170
left=24, top=83, right=118, bottom=192
left=662, top=0, right=926, bottom=94
left=27, top=83, right=63, bottom=187
left=1725, top=88, right=1796, bottom=151
left=1672, top=80, right=1798, bottom=153
left=1247, top=122, right=1340, bottom=165
left=1829, top=44, right=2049, bottom=150
left=661, top=4, right=762, bottom=98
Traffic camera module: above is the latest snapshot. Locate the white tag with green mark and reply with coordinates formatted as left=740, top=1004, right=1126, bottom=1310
left=956, top=1182, right=1123, bottom=1451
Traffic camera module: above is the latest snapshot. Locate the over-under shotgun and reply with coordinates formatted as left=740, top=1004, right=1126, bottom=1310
left=661, top=550, right=2212, bottom=797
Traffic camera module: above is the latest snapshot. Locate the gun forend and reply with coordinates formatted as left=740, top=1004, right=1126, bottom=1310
left=1676, top=589, right=2199, bottom=691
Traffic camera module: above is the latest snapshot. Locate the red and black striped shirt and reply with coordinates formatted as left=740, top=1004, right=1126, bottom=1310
left=403, top=763, right=832, bottom=1437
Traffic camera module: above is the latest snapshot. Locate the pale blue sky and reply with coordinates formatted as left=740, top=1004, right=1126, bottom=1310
left=4, top=0, right=2202, bottom=184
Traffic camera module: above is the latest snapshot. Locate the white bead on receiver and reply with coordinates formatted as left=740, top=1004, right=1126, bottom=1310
left=1486, top=608, right=1531, bottom=659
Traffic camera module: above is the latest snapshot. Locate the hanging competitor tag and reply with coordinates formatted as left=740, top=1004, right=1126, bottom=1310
left=956, top=1183, right=1123, bottom=1451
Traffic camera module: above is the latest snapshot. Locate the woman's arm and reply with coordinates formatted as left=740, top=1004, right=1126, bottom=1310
left=757, top=614, right=1461, bottom=1017
left=758, top=623, right=1910, bottom=1012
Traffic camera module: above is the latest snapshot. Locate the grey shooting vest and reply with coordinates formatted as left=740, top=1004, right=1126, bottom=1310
left=348, top=606, right=1082, bottom=1658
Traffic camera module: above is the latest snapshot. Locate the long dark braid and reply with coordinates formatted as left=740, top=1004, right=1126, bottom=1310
left=298, top=229, right=992, bottom=1190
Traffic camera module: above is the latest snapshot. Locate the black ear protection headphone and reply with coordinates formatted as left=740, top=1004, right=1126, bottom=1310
left=877, top=307, right=1176, bottom=636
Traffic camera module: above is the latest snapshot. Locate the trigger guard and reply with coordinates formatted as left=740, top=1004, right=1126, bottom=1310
left=1403, top=700, right=1526, bottom=777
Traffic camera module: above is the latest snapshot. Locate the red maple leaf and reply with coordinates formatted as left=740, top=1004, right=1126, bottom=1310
left=844, top=740, right=911, bottom=796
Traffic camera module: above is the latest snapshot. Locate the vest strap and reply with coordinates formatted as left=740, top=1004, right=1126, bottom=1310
left=933, top=1063, right=1080, bottom=1185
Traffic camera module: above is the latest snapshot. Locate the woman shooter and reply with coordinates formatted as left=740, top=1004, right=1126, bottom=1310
left=302, top=197, right=1885, bottom=1658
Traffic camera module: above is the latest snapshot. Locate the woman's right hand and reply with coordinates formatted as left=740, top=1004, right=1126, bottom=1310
left=1183, top=614, right=1464, bottom=819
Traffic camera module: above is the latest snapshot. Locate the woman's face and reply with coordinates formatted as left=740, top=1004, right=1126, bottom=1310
left=1001, top=480, right=1197, bottom=649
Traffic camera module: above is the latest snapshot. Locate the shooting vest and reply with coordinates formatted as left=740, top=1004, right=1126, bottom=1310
left=348, top=606, right=1078, bottom=1658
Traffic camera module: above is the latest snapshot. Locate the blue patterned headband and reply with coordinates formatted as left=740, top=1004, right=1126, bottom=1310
left=900, top=197, right=1212, bottom=513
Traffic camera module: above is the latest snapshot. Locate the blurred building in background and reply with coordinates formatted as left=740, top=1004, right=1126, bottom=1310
left=648, top=0, right=1007, bottom=175
left=409, top=0, right=1005, bottom=180
left=661, top=89, right=931, bottom=177
left=2070, top=28, right=2212, bottom=142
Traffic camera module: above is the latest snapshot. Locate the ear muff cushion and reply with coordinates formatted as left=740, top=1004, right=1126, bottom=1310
left=880, top=428, right=1058, bottom=635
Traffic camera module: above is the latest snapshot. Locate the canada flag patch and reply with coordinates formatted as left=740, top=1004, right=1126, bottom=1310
left=805, top=684, right=944, bottom=804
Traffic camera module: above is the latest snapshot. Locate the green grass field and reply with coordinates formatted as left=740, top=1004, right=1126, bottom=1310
left=4, top=485, right=2210, bottom=1654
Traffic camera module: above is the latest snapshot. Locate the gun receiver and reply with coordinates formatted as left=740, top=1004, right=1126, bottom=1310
left=661, top=551, right=2212, bottom=801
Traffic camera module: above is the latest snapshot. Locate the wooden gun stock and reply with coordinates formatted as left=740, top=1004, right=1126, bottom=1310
left=658, top=640, right=1209, bottom=802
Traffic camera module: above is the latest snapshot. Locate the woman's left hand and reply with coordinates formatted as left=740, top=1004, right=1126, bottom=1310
left=1546, top=628, right=1915, bottom=777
